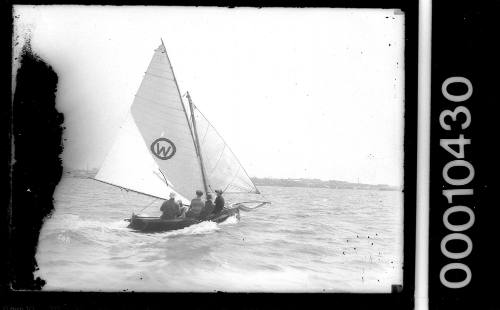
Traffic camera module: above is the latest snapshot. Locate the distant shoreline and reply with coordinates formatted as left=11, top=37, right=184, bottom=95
left=250, top=177, right=400, bottom=191
left=63, top=169, right=400, bottom=192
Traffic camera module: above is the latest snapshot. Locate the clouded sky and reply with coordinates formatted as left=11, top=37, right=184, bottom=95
left=13, top=6, right=404, bottom=186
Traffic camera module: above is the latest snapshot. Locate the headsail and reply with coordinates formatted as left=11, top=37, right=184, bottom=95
left=94, top=113, right=190, bottom=204
left=191, top=104, right=260, bottom=194
left=130, top=43, right=204, bottom=200
left=96, top=41, right=265, bottom=208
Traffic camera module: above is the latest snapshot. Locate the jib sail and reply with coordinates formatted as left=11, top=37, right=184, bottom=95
left=96, top=40, right=264, bottom=206
left=191, top=104, right=260, bottom=194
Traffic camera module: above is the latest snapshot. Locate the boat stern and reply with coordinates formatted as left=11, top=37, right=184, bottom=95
left=127, top=213, right=144, bottom=230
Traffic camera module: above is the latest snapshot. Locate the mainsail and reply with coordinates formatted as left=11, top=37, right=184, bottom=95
left=129, top=43, right=204, bottom=200
left=96, top=40, right=263, bottom=206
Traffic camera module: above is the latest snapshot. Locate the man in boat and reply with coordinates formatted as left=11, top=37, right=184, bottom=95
left=160, top=192, right=181, bottom=220
left=186, top=190, right=204, bottom=219
left=177, top=199, right=188, bottom=218
left=200, top=193, right=215, bottom=220
left=213, top=189, right=225, bottom=215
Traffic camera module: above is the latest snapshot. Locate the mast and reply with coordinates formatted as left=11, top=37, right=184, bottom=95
left=192, top=106, right=262, bottom=194
left=160, top=38, right=208, bottom=194
left=159, top=38, right=198, bottom=163
left=186, top=91, right=210, bottom=195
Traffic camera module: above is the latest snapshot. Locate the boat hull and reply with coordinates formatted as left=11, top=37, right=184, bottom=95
left=127, top=207, right=240, bottom=232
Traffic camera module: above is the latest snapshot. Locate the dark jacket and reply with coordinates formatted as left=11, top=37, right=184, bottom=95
left=200, top=200, right=215, bottom=219
left=214, top=195, right=225, bottom=214
left=160, top=198, right=180, bottom=219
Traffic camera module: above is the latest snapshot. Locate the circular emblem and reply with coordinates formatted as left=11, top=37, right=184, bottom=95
left=150, top=138, right=176, bottom=160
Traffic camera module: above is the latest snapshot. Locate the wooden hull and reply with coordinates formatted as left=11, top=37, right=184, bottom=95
left=127, top=207, right=240, bottom=232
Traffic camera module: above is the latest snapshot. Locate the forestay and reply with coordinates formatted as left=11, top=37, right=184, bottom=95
left=130, top=44, right=204, bottom=200
left=192, top=105, right=260, bottom=194
left=96, top=41, right=267, bottom=209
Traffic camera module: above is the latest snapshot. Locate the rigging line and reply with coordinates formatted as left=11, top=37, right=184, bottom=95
left=209, top=144, right=227, bottom=176
left=138, top=199, right=159, bottom=213
left=237, top=172, right=258, bottom=190
left=191, top=104, right=210, bottom=145
left=159, top=39, right=199, bottom=164
left=231, top=200, right=272, bottom=204
left=92, top=178, right=165, bottom=200
left=153, top=171, right=168, bottom=184
left=193, top=105, right=260, bottom=191
left=222, top=176, right=261, bottom=194
left=221, top=168, right=255, bottom=191
left=221, top=190, right=260, bottom=194
left=259, top=190, right=271, bottom=202
left=200, top=121, right=210, bottom=145
left=223, top=165, right=241, bottom=193
left=226, top=183, right=256, bottom=193
left=186, top=91, right=210, bottom=194
left=225, top=183, right=240, bottom=192
left=158, top=168, right=169, bottom=187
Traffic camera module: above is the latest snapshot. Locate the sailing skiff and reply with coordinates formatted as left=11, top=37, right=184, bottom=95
left=126, top=208, right=240, bottom=232
left=94, top=40, right=269, bottom=232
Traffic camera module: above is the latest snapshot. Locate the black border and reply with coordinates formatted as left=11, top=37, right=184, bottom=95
left=3, top=1, right=418, bottom=309
left=429, top=0, right=499, bottom=309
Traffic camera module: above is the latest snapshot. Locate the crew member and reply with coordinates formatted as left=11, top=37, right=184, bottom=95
left=178, top=199, right=187, bottom=218
left=213, top=189, right=225, bottom=215
left=160, top=192, right=181, bottom=220
left=186, top=190, right=204, bottom=218
left=200, top=193, right=215, bottom=219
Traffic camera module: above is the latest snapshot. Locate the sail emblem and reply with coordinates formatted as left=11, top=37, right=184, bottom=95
left=150, top=138, right=176, bottom=160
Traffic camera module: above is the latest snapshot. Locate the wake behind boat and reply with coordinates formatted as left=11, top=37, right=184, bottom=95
left=94, top=39, right=270, bottom=232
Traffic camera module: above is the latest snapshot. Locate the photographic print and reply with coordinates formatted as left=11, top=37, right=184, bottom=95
left=12, top=6, right=405, bottom=293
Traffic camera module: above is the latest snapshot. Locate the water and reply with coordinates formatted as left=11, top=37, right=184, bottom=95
left=35, top=177, right=403, bottom=292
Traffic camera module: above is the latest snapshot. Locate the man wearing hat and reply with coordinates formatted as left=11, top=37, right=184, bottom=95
left=213, top=189, right=225, bottom=215
left=200, top=193, right=215, bottom=220
left=160, top=192, right=181, bottom=220
left=186, top=190, right=204, bottom=218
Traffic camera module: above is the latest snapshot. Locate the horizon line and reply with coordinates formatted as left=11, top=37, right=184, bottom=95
left=65, top=167, right=401, bottom=188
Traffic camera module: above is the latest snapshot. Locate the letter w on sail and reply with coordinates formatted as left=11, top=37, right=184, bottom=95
left=150, top=138, right=176, bottom=160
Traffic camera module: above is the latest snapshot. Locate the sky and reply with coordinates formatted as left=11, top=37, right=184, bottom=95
left=13, top=6, right=404, bottom=186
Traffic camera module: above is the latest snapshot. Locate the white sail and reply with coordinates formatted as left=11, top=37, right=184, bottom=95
left=96, top=41, right=266, bottom=209
left=192, top=105, right=260, bottom=194
left=95, top=113, right=190, bottom=204
left=130, top=44, right=204, bottom=200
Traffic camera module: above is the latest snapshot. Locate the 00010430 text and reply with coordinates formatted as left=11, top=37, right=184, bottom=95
left=438, top=76, right=475, bottom=289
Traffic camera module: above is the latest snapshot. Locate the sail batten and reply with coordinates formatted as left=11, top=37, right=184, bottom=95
left=145, top=72, right=176, bottom=81
left=136, top=95, right=183, bottom=114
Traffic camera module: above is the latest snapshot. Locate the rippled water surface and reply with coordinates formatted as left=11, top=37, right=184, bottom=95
left=35, top=177, right=403, bottom=292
